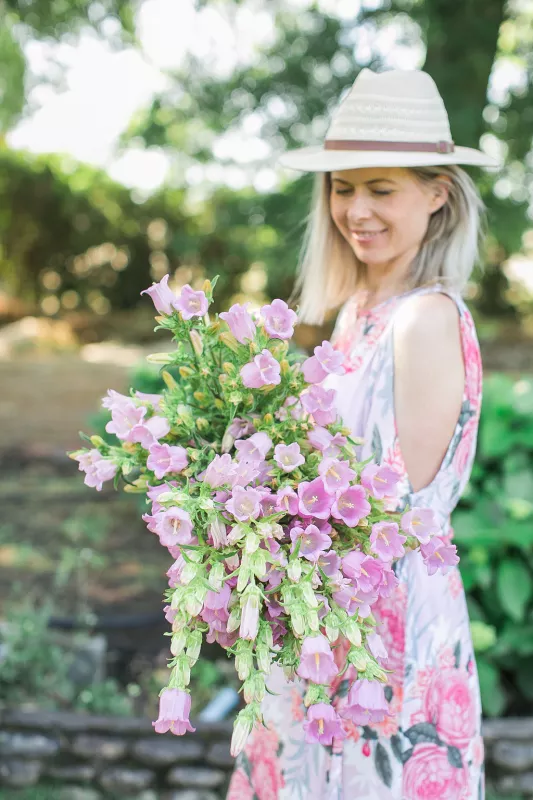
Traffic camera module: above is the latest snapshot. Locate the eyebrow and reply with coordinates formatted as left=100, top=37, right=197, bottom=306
left=331, top=177, right=397, bottom=186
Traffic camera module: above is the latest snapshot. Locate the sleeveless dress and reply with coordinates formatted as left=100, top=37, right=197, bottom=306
left=226, top=284, right=484, bottom=800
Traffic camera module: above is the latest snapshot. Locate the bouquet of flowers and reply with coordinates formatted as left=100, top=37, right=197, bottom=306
left=71, top=275, right=459, bottom=756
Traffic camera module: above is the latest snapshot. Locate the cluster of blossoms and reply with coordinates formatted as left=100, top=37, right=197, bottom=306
left=71, top=274, right=459, bottom=755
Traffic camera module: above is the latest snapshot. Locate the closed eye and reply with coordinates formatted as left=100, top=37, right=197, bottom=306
left=334, top=189, right=392, bottom=196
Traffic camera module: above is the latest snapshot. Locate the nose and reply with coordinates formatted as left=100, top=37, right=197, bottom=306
left=346, top=191, right=372, bottom=224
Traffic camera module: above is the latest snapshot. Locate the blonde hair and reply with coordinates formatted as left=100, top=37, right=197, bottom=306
left=291, top=165, right=486, bottom=325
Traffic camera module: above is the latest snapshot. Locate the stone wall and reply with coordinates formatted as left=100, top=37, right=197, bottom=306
left=0, top=709, right=234, bottom=799
left=1, top=710, right=533, bottom=798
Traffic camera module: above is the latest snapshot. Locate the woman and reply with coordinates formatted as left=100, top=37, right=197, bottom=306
left=227, top=68, right=499, bottom=800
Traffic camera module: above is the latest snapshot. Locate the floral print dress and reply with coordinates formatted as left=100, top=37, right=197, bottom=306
left=227, top=284, right=484, bottom=800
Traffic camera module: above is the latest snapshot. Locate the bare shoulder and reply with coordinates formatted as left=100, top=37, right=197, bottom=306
left=393, top=292, right=461, bottom=348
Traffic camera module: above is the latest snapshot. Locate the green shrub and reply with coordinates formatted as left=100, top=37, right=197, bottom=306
left=455, top=374, right=533, bottom=717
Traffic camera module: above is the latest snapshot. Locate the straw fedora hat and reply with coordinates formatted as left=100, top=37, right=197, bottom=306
left=279, top=68, right=500, bottom=172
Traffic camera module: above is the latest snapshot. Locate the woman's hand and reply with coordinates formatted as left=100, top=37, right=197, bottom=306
left=393, top=292, right=465, bottom=493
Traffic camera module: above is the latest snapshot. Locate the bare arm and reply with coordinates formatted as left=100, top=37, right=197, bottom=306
left=393, top=293, right=465, bottom=493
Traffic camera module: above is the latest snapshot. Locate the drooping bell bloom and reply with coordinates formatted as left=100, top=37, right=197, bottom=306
left=369, top=521, right=406, bottom=561
left=208, top=517, right=228, bottom=548
left=361, top=464, right=401, bottom=499
left=141, top=274, right=180, bottom=315
left=105, top=401, right=146, bottom=440
left=155, top=507, right=194, bottom=548
left=219, top=303, right=257, bottom=343
left=147, top=443, right=188, bottom=479
left=153, top=688, right=195, bottom=735
left=230, top=460, right=259, bottom=488
left=301, top=385, right=338, bottom=426
left=297, top=634, right=338, bottom=684
left=235, top=432, right=273, bottom=463
left=260, top=298, right=298, bottom=339
left=307, top=426, right=347, bottom=458
left=147, top=481, right=178, bottom=513
left=239, top=588, right=261, bottom=640
left=318, top=457, right=356, bottom=495
left=302, top=341, right=346, bottom=384
left=240, top=350, right=281, bottom=388
left=298, top=477, right=332, bottom=520
left=342, top=551, right=384, bottom=593
left=332, top=585, right=376, bottom=618
left=274, top=442, right=305, bottom=472
left=167, top=554, right=186, bottom=588
left=129, top=415, right=171, bottom=448
left=401, top=508, right=440, bottom=544
left=203, top=454, right=234, bottom=488
left=276, top=486, right=299, bottom=515
left=175, top=284, right=208, bottom=319
left=303, top=703, right=346, bottom=745
left=291, top=524, right=332, bottom=562
left=421, top=537, right=460, bottom=575
left=331, top=485, right=371, bottom=526
left=225, top=486, right=263, bottom=522
left=377, top=564, right=399, bottom=597
left=316, top=550, right=341, bottom=578
left=74, top=449, right=117, bottom=492
left=342, top=679, right=389, bottom=725
left=101, top=389, right=132, bottom=412
left=366, top=631, right=388, bottom=661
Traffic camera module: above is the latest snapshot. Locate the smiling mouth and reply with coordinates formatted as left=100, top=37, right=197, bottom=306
left=350, top=229, right=387, bottom=241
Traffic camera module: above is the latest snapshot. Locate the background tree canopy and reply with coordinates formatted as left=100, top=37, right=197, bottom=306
left=0, top=0, right=532, bottom=325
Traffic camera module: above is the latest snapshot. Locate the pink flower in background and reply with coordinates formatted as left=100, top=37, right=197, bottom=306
left=166, top=554, right=186, bottom=587
left=156, top=508, right=195, bottom=548
left=276, top=486, right=299, bottom=515
left=316, top=550, right=341, bottom=578
left=260, top=298, right=298, bottom=339
left=361, top=464, right=400, bottom=499
left=134, top=391, right=164, bottom=409
left=319, top=457, right=356, bottom=494
left=421, top=537, right=459, bottom=575
left=424, top=668, right=476, bottom=749
left=291, top=524, right=332, bottom=561
left=101, top=389, right=132, bottom=412
left=240, top=350, right=281, bottom=388
left=147, top=443, right=188, bottom=479
left=297, top=634, right=338, bottom=683
left=402, top=743, right=468, bottom=800
left=276, top=395, right=304, bottom=421
left=331, top=485, right=370, bottom=526
left=307, top=426, right=347, bottom=458
left=302, top=341, right=345, bottom=383
left=106, top=401, right=146, bottom=440
left=203, top=454, right=234, bottom=488
left=343, top=679, right=390, bottom=724
left=130, top=415, right=171, bottom=448
left=235, top=432, right=273, bottom=463
left=370, top=522, right=406, bottom=561
left=230, top=461, right=260, bottom=488
left=141, top=274, right=180, bottom=315
left=74, top=449, right=117, bottom=491
left=342, top=552, right=383, bottom=593
left=220, top=303, right=257, bottom=343
left=366, top=632, right=388, bottom=661
left=377, top=565, right=399, bottom=597
left=401, top=508, right=440, bottom=544
left=175, top=284, right=208, bottom=319
left=225, top=486, right=263, bottom=522
left=303, top=703, right=346, bottom=745
left=153, top=688, right=195, bottom=735
left=333, top=585, right=376, bottom=618
left=274, top=442, right=305, bottom=472
left=301, top=385, right=338, bottom=426
left=298, top=477, right=332, bottom=519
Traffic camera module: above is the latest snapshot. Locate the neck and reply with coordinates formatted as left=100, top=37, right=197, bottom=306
left=358, top=247, right=418, bottom=302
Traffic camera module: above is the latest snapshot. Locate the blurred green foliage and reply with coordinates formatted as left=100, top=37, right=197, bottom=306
left=456, top=374, right=533, bottom=717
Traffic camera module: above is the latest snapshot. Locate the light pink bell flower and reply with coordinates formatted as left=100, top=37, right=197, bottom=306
left=235, top=432, right=273, bottom=463
left=147, top=443, right=188, bottom=479
left=203, top=454, right=234, bottom=488
left=343, top=679, right=389, bottom=725
left=274, top=442, right=305, bottom=472
left=276, top=486, right=299, bottom=515
left=141, top=274, right=180, bottom=315
left=155, top=507, right=194, bottom=548
left=298, top=477, right=332, bottom=520
left=361, top=464, right=401, bottom=499
left=421, top=537, right=460, bottom=575
left=208, top=517, right=228, bottom=548
left=106, top=401, right=146, bottom=440
left=307, top=426, right=347, bottom=458
left=219, top=302, right=257, bottom=343
left=130, top=415, right=171, bottom=448
left=332, top=585, right=376, bottom=618
left=302, top=341, right=346, bottom=384
left=370, top=521, right=406, bottom=561
left=230, top=460, right=259, bottom=488
left=175, top=284, right=208, bottom=319
left=331, top=485, right=371, bottom=526
left=147, top=481, right=178, bottom=513
left=301, top=385, right=338, bottom=426
left=342, top=551, right=384, bottom=593
left=401, top=508, right=440, bottom=544
left=297, top=634, right=338, bottom=684
left=260, top=298, right=298, bottom=340
left=240, top=350, right=281, bottom=388
left=303, top=703, right=346, bottom=745
left=239, top=588, right=261, bottom=640
left=318, top=457, right=356, bottom=495
left=366, top=632, right=388, bottom=661
left=225, top=486, right=263, bottom=522
left=316, top=550, right=342, bottom=578
left=291, top=524, right=332, bottom=562
left=74, top=449, right=117, bottom=492
left=153, top=688, right=195, bottom=735
left=377, top=564, right=399, bottom=597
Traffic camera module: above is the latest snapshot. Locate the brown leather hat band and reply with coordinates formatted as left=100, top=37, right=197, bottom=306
left=324, top=139, right=455, bottom=154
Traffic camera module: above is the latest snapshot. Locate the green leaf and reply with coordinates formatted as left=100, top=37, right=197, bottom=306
left=374, top=742, right=393, bottom=788
left=477, top=659, right=506, bottom=717
left=496, top=559, right=532, bottom=622
left=447, top=745, right=463, bottom=768
left=404, top=722, right=442, bottom=746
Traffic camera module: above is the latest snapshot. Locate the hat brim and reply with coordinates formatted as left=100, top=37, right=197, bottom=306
left=278, top=145, right=500, bottom=171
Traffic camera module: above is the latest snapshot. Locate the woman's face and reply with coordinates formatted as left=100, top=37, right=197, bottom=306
left=329, top=167, right=448, bottom=274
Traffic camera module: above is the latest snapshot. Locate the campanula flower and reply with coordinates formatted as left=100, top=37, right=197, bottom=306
left=274, top=442, right=305, bottom=472
left=260, top=298, right=298, bottom=339
left=303, top=703, right=346, bottom=745
left=175, top=285, right=208, bottom=319
left=297, top=633, right=338, bottom=684
left=235, top=432, right=273, bottom=462
left=421, top=536, right=460, bottom=575
left=401, top=508, right=440, bottom=544
left=240, top=350, right=281, bottom=388
left=361, top=463, right=401, bottom=499
left=153, top=688, right=195, bottom=735
left=220, top=303, right=257, bottom=343
left=225, top=486, right=263, bottom=522
left=369, top=521, right=406, bottom=561
left=331, top=485, right=371, bottom=526
left=318, top=457, right=356, bottom=495
left=141, top=274, right=180, bottom=315
left=342, top=679, right=389, bottom=725
left=297, top=477, right=332, bottom=519
left=147, top=443, right=188, bottom=479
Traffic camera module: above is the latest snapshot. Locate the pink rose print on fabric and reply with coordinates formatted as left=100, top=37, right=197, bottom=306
left=403, top=743, right=468, bottom=800
left=460, top=315, right=482, bottom=406
left=236, top=723, right=285, bottom=800
left=226, top=767, right=254, bottom=800
left=453, top=415, right=478, bottom=475
left=423, top=668, right=477, bottom=749
left=373, top=587, right=407, bottom=684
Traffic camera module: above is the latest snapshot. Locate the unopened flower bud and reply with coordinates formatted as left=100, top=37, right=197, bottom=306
left=219, top=332, right=240, bottom=353
left=89, top=435, right=106, bottom=448
left=196, top=417, right=209, bottom=432
left=300, top=582, right=319, bottom=608
left=347, top=646, right=370, bottom=672
left=290, top=604, right=306, bottom=637
left=170, top=630, right=187, bottom=657
left=243, top=672, right=266, bottom=704
left=244, top=531, right=260, bottom=555
left=179, top=366, right=195, bottom=379
left=227, top=606, right=242, bottom=633
left=208, top=562, right=225, bottom=591
left=343, top=618, right=362, bottom=647
left=186, top=629, right=202, bottom=664
left=250, top=550, right=267, bottom=580
left=307, top=609, right=320, bottom=631
left=287, top=560, right=302, bottom=582
left=146, top=352, right=174, bottom=364
left=256, top=644, right=271, bottom=673
left=189, top=329, right=204, bottom=356
left=161, top=370, right=178, bottom=390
